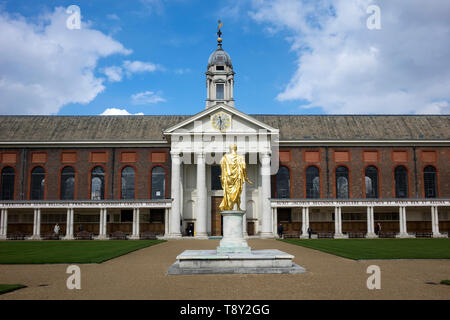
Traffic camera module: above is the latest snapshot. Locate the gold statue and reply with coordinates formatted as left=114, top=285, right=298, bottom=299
left=219, top=144, right=252, bottom=211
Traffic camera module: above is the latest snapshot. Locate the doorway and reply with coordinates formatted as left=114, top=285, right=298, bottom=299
left=211, top=196, right=223, bottom=236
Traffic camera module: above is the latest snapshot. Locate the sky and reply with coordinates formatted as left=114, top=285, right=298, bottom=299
left=0, top=0, right=449, bottom=116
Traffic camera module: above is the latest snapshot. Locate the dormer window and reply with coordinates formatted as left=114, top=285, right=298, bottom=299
left=216, top=66, right=224, bottom=71
left=216, top=83, right=224, bottom=99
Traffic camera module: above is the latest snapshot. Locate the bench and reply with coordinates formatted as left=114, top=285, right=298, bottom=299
left=282, top=231, right=300, bottom=238
left=348, top=232, right=366, bottom=238
left=7, top=231, right=26, bottom=240
left=140, top=231, right=157, bottom=240
left=378, top=231, right=396, bottom=238
left=110, top=231, right=128, bottom=240
left=42, top=233, right=60, bottom=240
left=317, top=232, right=334, bottom=239
left=415, top=232, right=433, bottom=238
left=75, top=231, right=93, bottom=240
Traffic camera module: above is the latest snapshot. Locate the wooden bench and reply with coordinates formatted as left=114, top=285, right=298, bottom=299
left=75, top=231, right=93, bottom=240
left=282, top=231, right=300, bottom=238
left=415, top=232, right=433, bottom=238
left=378, top=231, right=396, bottom=238
left=7, top=231, right=26, bottom=240
left=110, top=231, right=128, bottom=240
left=317, top=232, right=334, bottom=239
left=348, top=232, right=366, bottom=238
left=140, top=231, right=157, bottom=240
left=42, top=233, right=60, bottom=240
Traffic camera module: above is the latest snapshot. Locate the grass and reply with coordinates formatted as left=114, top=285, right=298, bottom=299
left=0, top=240, right=165, bottom=264
left=441, top=280, right=450, bottom=285
left=0, top=284, right=27, bottom=295
left=279, top=238, right=450, bottom=260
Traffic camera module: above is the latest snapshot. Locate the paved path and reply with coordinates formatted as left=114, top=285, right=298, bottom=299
left=0, top=239, right=449, bottom=299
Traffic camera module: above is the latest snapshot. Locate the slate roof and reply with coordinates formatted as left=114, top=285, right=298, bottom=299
left=0, top=115, right=449, bottom=142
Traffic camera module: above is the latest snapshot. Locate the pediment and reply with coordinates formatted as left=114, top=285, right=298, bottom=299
left=164, top=104, right=278, bottom=136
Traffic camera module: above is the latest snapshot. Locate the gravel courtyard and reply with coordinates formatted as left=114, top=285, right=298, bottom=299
left=0, top=239, right=449, bottom=300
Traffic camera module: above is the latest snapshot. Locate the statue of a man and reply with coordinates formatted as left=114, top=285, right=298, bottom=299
left=219, top=144, right=252, bottom=211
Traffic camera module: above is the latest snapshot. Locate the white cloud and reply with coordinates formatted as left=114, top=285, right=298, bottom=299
left=174, top=68, right=191, bottom=75
left=0, top=7, right=131, bottom=115
left=131, top=91, right=166, bottom=105
left=249, top=0, right=450, bottom=114
left=102, top=60, right=161, bottom=82
left=123, top=60, right=159, bottom=73
left=100, top=108, right=144, bottom=115
left=102, top=66, right=123, bottom=82
left=106, top=14, right=120, bottom=21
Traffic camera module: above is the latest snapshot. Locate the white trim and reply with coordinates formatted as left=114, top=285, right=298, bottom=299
left=270, top=199, right=450, bottom=208
left=0, top=200, right=172, bottom=209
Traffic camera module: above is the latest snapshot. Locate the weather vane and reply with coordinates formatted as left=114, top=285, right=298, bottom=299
left=217, top=20, right=223, bottom=44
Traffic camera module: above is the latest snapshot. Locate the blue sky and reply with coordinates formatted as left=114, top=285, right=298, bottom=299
left=1, top=0, right=449, bottom=116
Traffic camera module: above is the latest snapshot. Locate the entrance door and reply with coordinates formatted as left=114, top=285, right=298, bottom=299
left=211, top=196, right=223, bottom=236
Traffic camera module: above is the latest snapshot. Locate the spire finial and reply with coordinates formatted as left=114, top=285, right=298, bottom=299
left=217, top=20, right=223, bottom=47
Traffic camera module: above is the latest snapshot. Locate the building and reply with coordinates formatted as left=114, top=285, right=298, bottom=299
left=0, top=35, right=449, bottom=240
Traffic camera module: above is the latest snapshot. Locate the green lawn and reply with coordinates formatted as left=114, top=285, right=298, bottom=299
left=0, top=284, right=26, bottom=295
left=0, top=240, right=165, bottom=264
left=279, top=238, right=450, bottom=260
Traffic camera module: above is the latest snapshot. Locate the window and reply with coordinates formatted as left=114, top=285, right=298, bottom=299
left=276, top=166, right=290, bottom=199
left=91, top=166, right=105, bottom=200
left=394, top=166, right=408, bottom=198
left=30, top=166, right=45, bottom=200
left=1, top=166, right=15, bottom=200
left=365, top=166, right=379, bottom=198
left=306, top=166, right=320, bottom=199
left=336, top=166, right=349, bottom=199
left=216, top=66, right=224, bottom=71
left=60, top=166, right=75, bottom=200
left=424, top=166, right=437, bottom=198
left=121, top=166, right=136, bottom=200
left=151, top=166, right=166, bottom=199
left=211, top=165, right=222, bottom=191
left=216, top=83, right=224, bottom=99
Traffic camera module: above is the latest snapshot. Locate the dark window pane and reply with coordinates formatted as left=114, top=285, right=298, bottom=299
left=395, top=166, right=408, bottom=198
left=121, top=210, right=133, bottom=222
left=211, top=165, right=222, bottom=191
left=306, top=166, right=320, bottom=199
left=30, top=166, right=45, bottom=200
left=365, top=166, right=379, bottom=198
left=121, top=166, right=135, bottom=200
left=1, top=166, right=15, bottom=200
left=91, top=166, right=105, bottom=200
left=151, top=166, right=166, bottom=199
left=336, top=166, right=349, bottom=199
left=276, top=166, right=290, bottom=199
left=424, top=166, right=437, bottom=198
left=61, top=166, right=75, bottom=200
left=216, top=83, right=224, bottom=99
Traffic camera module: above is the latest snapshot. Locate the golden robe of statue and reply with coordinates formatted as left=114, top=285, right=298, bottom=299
left=219, top=144, right=251, bottom=211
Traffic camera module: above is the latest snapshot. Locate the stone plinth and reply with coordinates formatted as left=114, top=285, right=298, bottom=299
left=167, top=249, right=305, bottom=275
left=217, top=210, right=251, bottom=254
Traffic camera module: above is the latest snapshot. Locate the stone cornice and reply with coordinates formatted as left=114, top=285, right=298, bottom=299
left=0, top=200, right=173, bottom=209
left=270, top=199, right=450, bottom=207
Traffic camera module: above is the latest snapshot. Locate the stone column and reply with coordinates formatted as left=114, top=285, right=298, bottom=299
left=241, top=180, right=248, bottom=238
left=96, top=208, right=108, bottom=240
left=0, top=209, right=7, bottom=240
left=195, top=153, right=208, bottom=239
left=397, top=206, right=413, bottom=238
left=169, top=152, right=182, bottom=238
left=366, top=206, right=377, bottom=238
left=63, top=208, right=74, bottom=240
left=129, top=208, right=140, bottom=240
left=334, top=207, right=347, bottom=238
left=431, top=206, right=443, bottom=238
left=272, top=207, right=278, bottom=237
left=164, top=208, right=170, bottom=237
left=30, top=208, right=41, bottom=240
left=301, top=207, right=310, bottom=239
left=260, top=152, right=273, bottom=238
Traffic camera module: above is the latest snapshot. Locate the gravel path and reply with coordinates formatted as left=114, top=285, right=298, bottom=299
left=0, top=239, right=449, bottom=300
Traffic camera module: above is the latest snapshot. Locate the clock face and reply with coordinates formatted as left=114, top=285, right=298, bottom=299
left=211, top=112, right=231, bottom=132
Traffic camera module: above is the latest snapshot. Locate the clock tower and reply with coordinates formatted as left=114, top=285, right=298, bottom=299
left=205, top=22, right=235, bottom=108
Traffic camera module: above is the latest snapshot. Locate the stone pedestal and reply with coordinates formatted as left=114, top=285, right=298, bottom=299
left=217, top=211, right=251, bottom=254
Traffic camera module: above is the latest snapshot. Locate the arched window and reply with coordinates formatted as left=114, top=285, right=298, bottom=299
left=276, top=166, right=290, bottom=199
left=1, top=167, right=15, bottom=200
left=306, top=166, right=320, bottom=199
left=91, top=166, right=105, bottom=200
left=60, top=166, right=75, bottom=200
left=395, top=166, right=408, bottom=198
left=365, top=166, right=379, bottom=198
left=121, top=166, right=135, bottom=200
left=151, top=166, right=166, bottom=199
left=30, top=166, right=45, bottom=200
left=336, top=166, right=349, bottom=199
left=424, top=166, right=437, bottom=198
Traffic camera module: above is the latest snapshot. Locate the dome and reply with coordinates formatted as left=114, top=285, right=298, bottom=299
left=207, top=47, right=232, bottom=69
